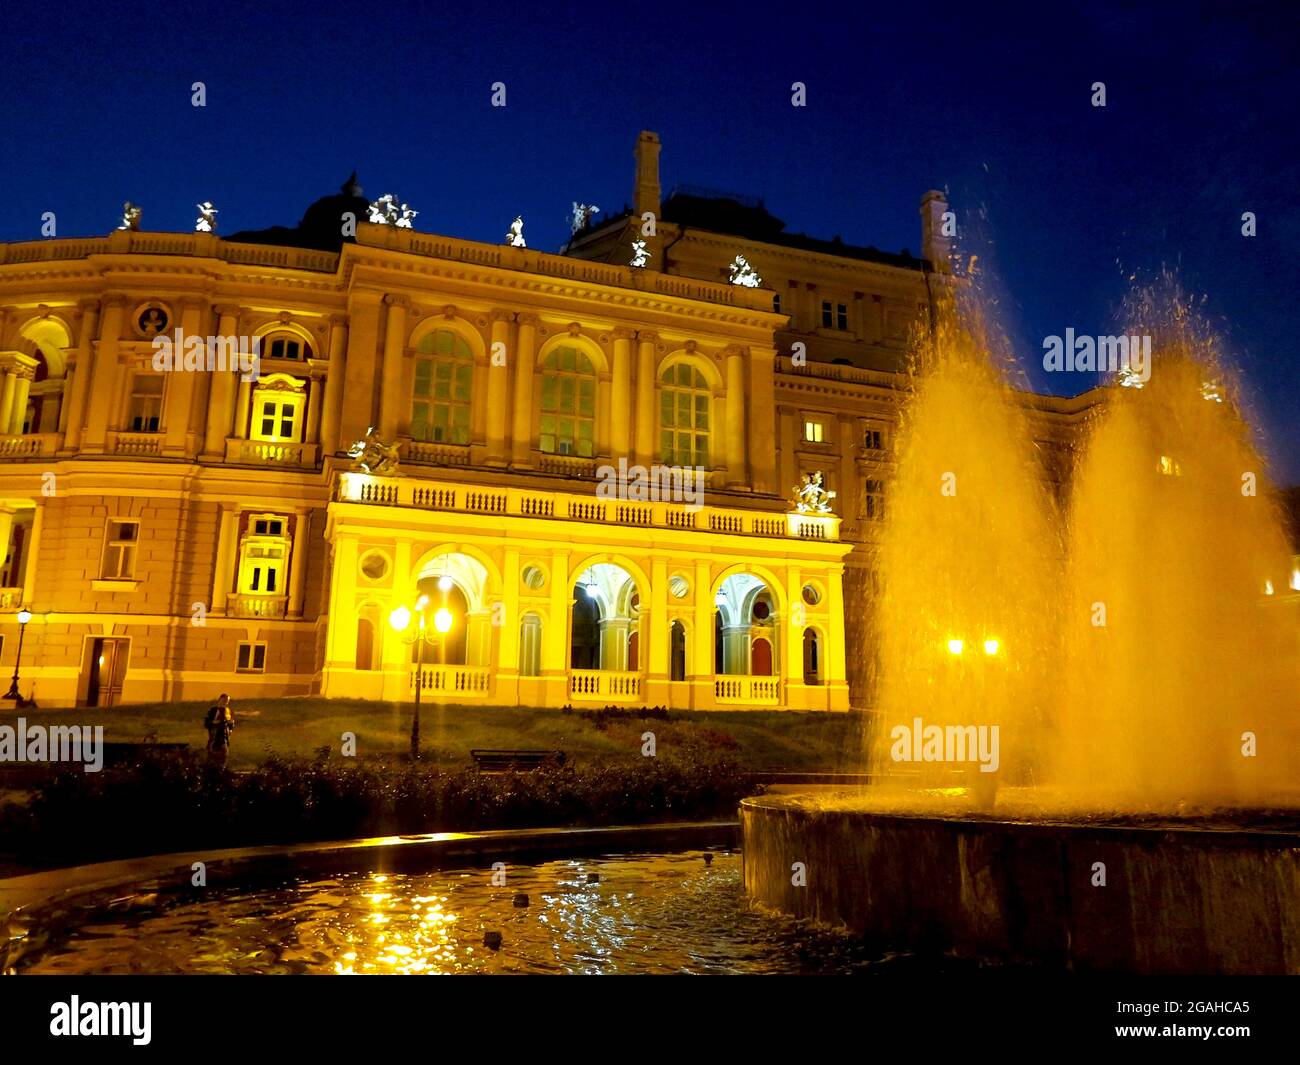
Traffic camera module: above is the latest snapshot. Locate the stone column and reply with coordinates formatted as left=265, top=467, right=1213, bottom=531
left=633, top=331, right=657, bottom=468
left=611, top=328, right=633, bottom=459
left=210, top=505, right=239, bottom=615
left=340, top=295, right=382, bottom=446
left=9, top=372, right=32, bottom=434
left=693, top=559, right=714, bottom=700
left=163, top=298, right=204, bottom=457
left=61, top=299, right=99, bottom=454
left=304, top=365, right=325, bottom=448
left=319, top=315, right=348, bottom=456
left=287, top=508, right=310, bottom=619
left=747, top=346, right=777, bottom=494
left=233, top=378, right=252, bottom=440
left=0, top=373, right=16, bottom=435
left=202, top=305, right=240, bottom=459
left=724, top=346, right=747, bottom=487
left=83, top=296, right=126, bottom=453
left=510, top=314, right=537, bottom=466
left=21, top=502, right=43, bottom=607
left=485, top=310, right=511, bottom=465
left=0, top=505, right=14, bottom=571
left=378, top=294, right=408, bottom=441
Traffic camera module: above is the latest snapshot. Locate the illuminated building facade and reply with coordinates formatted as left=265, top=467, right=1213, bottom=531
left=0, top=133, right=1096, bottom=710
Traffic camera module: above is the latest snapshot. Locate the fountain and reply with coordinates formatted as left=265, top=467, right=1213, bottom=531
left=743, top=283, right=1300, bottom=973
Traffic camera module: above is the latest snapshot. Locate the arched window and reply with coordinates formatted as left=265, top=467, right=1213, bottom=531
left=262, top=331, right=312, bottom=361
left=519, top=613, right=542, bottom=677
left=659, top=363, right=710, bottom=467
left=412, top=329, right=473, bottom=445
left=540, top=346, right=595, bottom=457
left=670, top=620, right=687, bottom=681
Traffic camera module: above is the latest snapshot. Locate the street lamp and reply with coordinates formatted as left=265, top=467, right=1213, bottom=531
left=4, top=608, right=33, bottom=703
left=389, top=593, right=441, bottom=759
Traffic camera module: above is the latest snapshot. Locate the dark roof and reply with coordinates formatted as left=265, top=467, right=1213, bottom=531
left=659, top=190, right=926, bottom=270
left=225, top=174, right=369, bottom=252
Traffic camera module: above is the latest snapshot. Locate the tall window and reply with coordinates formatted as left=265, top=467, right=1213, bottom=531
left=101, top=519, right=139, bottom=579
left=411, top=329, right=473, bottom=445
left=803, top=419, right=826, bottom=443
left=539, top=346, right=595, bottom=457
left=128, top=375, right=164, bottom=432
left=251, top=391, right=303, bottom=442
left=238, top=516, right=288, bottom=596
left=659, top=363, right=710, bottom=467
left=519, top=613, right=542, bottom=677
left=864, top=478, right=886, bottom=521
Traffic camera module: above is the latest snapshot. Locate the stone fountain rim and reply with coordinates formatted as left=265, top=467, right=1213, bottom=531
left=741, top=793, right=1300, bottom=846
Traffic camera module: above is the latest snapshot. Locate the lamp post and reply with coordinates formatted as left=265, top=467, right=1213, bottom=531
left=3, top=608, right=33, bottom=703
left=389, top=593, right=454, bottom=759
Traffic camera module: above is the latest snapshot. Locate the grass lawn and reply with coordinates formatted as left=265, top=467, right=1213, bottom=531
left=4, top=698, right=872, bottom=773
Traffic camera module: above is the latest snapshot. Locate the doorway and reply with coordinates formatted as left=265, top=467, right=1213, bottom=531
left=85, top=637, right=129, bottom=707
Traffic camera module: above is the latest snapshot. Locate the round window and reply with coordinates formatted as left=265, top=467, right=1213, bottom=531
left=752, top=599, right=771, bottom=621
left=522, top=565, right=545, bottom=590
left=802, top=583, right=823, bottom=606
left=669, top=575, right=690, bottom=599
left=359, top=553, right=389, bottom=581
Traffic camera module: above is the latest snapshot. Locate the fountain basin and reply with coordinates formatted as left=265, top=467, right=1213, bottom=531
left=741, top=793, right=1300, bottom=974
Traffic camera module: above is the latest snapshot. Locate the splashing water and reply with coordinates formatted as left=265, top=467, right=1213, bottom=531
left=868, top=284, right=1298, bottom=814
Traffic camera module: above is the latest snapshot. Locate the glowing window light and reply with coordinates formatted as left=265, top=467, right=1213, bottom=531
left=983, top=639, right=999, bottom=656
left=1290, top=568, right=1300, bottom=592
left=947, top=639, right=964, bottom=655
left=1264, top=580, right=1274, bottom=596
left=1157, top=455, right=1181, bottom=476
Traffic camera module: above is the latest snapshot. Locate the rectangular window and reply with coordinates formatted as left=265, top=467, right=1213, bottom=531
left=128, top=375, right=164, bottom=433
left=803, top=420, right=826, bottom=444
left=252, top=394, right=301, bottom=443
left=864, top=479, right=886, bottom=521
left=236, top=641, right=267, bottom=673
left=101, top=519, right=139, bottom=579
left=864, top=428, right=884, bottom=451
left=821, top=301, right=849, bottom=330
left=773, top=294, right=782, bottom=314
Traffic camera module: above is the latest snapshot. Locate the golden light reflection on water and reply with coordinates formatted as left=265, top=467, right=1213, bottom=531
left=20, top=851, right=902, bottom=976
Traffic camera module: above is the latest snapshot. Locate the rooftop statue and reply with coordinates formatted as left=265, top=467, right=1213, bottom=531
left=505, top=215, right=526, bottom=247
left=729, top=254, right=762, bottom=287
left=347, top=427, right=400, bottom=475
left=117, top=202, right=142, bottom=231
left=367, top=195, right=418, bottom=228
left=570, top=202, right=601, bottom=235
left=195, top=202, right=218, bottom=233
left=630, top=239, right=650, bottom=268
left=792, top=471, right=836, bottom=514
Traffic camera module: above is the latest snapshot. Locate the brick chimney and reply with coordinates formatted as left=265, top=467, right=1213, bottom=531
left=920, top=189, right=952, bottom=272
left=633, top=131, right=662, bottom=221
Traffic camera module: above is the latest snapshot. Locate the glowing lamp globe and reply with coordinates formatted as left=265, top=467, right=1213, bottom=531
left=389, top=605, right=412, bottom=632
left=433, top=608, right=453, bottom=634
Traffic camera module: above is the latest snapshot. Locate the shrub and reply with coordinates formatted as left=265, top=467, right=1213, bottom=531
left=0, top=748, right=756, bottom=869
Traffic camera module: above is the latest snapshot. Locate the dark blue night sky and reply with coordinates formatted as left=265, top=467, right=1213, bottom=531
left=3, top=0, right=1296, bottom=480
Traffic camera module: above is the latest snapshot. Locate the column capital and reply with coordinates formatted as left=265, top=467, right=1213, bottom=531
left=327, top=312, right=349, bottom=329
left=383, top=293, right=410, bottom=309
left=489, top=308, right=513, bottom=324
left=612, top=326, right=636, bottom=341
left=214, top=303, right=241, bottom=319
left=515, top=311, right=540, bottom=329
left=99, top=292, right=130, bottom=309
left=635, top=329, right=658, bottom=344
left=178, top=295, right=209, bottom=312
left=722, top=343, right=746, bottom=360
left=76, top=297, right=101, bottom=314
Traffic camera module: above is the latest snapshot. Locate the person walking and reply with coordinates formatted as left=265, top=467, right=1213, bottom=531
left=204, top=693, right=235, bottom=767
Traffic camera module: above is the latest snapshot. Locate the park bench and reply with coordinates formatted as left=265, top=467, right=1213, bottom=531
left=470, top=749, right=566, bottom=772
